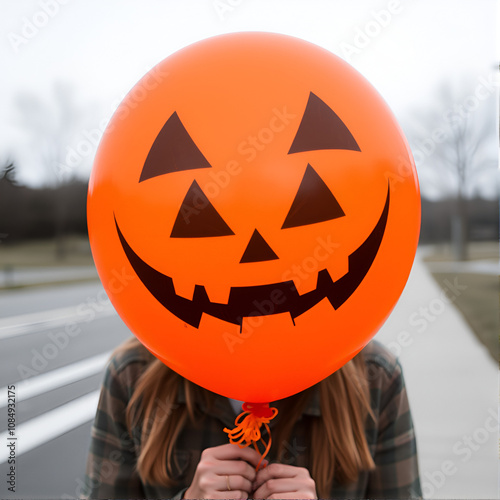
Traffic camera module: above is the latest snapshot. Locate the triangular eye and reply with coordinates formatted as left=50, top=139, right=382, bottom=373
left=171, top=180, right=234, bottom=238
left=140, top=112, right=212, bottom=182
left=288, top=93, right=360, bottom=154
left=282, top=164, right=345, bottom=229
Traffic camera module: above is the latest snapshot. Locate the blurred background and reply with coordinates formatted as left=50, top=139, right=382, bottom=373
left=0, top=0, right=497, bottom=498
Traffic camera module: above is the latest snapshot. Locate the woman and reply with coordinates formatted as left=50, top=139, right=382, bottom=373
left=83, top=337, right=421, bottom=499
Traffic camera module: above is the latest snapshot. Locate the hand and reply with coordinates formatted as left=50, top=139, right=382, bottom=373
left=184, top=444, right=266, bottom=499
left=252, top=463, right=317, bottom=499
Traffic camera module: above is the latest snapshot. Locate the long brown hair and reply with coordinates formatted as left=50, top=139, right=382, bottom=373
left=118, top=337, right=375, bottom=498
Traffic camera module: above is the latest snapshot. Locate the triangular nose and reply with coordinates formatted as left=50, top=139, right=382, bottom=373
left=240, top=230, right=279, bottom=263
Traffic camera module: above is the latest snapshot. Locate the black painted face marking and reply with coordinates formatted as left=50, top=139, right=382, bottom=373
left=170, top=180, right=234, bottom=238
left=240, top=230, right=279, bottom=264
left=115, top=184, right=390, bottom=330
left=282, top=164, right=345, bottom=229
left=288, top=92, right=361, bottom=154
left=140, top=112, right=212, bottom=182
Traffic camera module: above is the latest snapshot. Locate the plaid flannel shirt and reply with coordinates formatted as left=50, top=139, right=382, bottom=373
left=83, top=339, right=421, bottom=499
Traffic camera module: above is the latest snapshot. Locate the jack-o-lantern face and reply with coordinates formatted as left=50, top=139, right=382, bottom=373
left=114, top=92, right=390, bottom=329
left=88, top=33, right=420, bottom=402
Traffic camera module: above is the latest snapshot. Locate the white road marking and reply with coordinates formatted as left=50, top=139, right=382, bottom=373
left=0, top=351, right=112, bottom=408
left=0, top=303, right=116, bottom=340
left=0, top=390, right=100, bottom=464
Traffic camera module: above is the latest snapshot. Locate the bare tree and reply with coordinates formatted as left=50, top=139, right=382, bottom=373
left=405, top=76, right=497, bottom=260
left=12, top=83, right=91, bottom=257
left=14, top=82, right=85, bottom=186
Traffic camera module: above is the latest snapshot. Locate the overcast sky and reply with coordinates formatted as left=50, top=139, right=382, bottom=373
left=1, top=0, right=497, bottom=196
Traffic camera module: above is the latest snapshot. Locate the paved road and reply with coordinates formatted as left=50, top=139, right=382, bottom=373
left=0, top=251, right=498, bottom=499
left=0, top=281, right=132, bottom=499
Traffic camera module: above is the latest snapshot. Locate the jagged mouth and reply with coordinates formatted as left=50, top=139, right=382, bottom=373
left=115, top=185, right=389, bottom=329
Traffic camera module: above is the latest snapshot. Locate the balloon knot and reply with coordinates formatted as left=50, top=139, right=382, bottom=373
left=223, top=402, right=278, bottom=470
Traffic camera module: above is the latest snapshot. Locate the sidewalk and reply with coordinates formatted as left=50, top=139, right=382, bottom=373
left=376, top=250, right=498, bottom=499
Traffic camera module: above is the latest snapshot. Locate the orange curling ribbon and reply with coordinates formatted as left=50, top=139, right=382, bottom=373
left=224, top=402, right=278, bottom=471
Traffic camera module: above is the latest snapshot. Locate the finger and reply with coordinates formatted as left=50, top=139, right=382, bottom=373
left=253, top=478, right=301, bottom=499
left=215, top=474, right=253, bottom=493
left=211, top=490, right=248, bottom=500
left=268, top=493, right=316, bottom=499
left=210, top=443, right=264, bottom=468
left=213, top=459, right=258, bottom=482
left=253, top=463, right=298, bottom=491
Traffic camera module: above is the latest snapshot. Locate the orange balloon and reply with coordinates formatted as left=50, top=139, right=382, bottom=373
left=88, top=32, right=420, bottom=402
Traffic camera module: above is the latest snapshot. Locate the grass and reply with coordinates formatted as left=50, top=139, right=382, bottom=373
left=432, top=272, right=498, bottom=361
left=423, top=241, right=498, bottom=261
left=423, top=241, right=498, bottom=362
left=0, top=235, right=94, bottom=267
